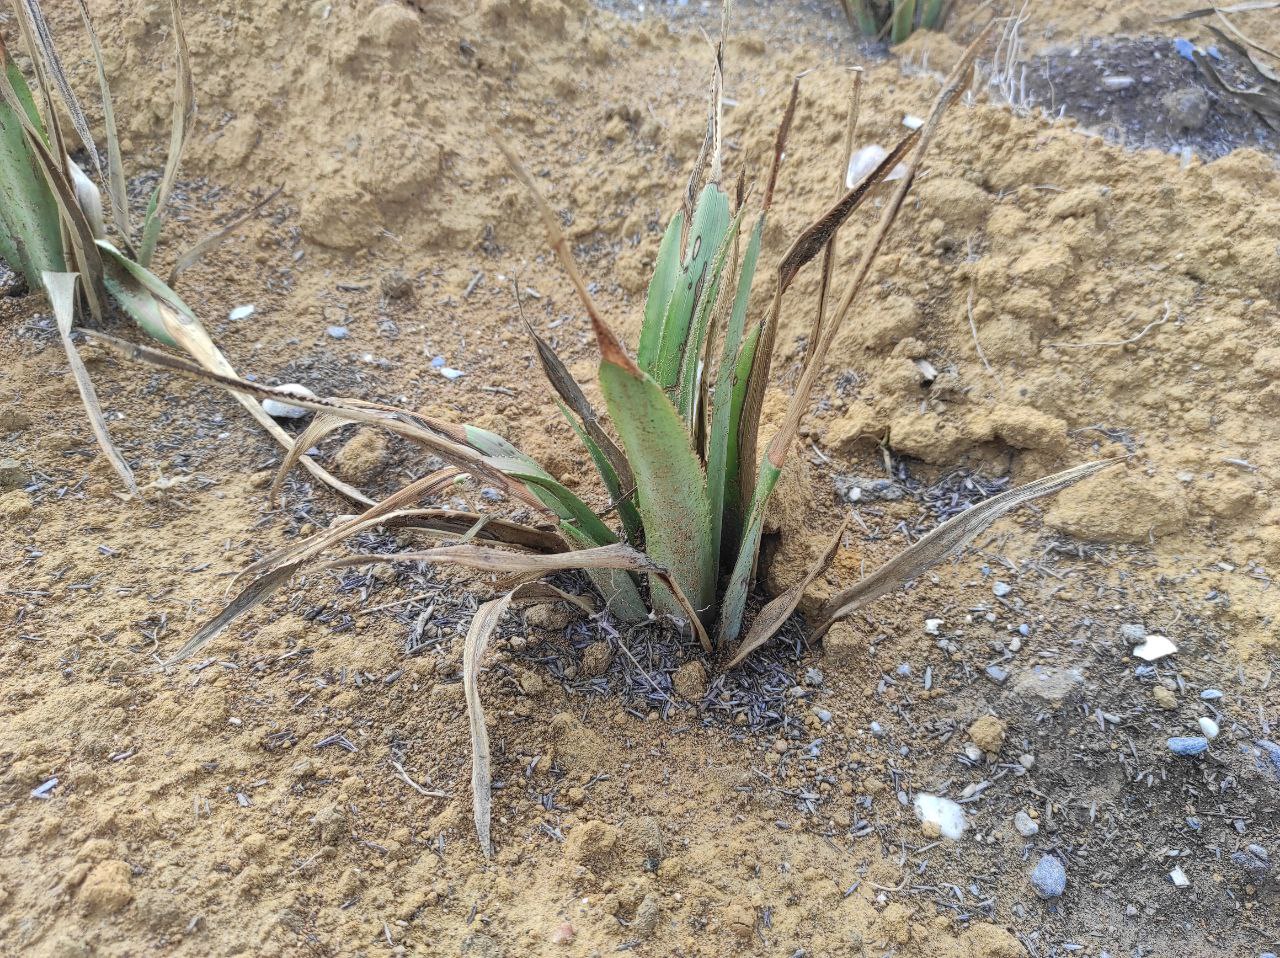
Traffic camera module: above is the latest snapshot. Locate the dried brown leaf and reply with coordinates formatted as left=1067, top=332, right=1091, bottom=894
left=46, top=272, right=136, bottom=494
left=814, top=460, right=1120, bottom=634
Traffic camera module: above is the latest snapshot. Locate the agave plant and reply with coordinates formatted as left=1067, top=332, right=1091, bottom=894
left=0, top=0, right=357, bottom=500
left=88, top=23, right=1115, bottom=855
left=839, top=0, right=949, bottom=44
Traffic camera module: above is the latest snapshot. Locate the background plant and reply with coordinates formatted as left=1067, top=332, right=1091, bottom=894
left=838, top=0, right=951, bottom=44
left=91, top=21, right=1114, bottom=857
left=0, top=0, right=356, bottom=500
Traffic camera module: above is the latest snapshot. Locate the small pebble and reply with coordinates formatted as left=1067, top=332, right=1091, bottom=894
left=1019, top=753, right=1035, bottom=770
left=924, top=618, right=943, bottom=635
left=1198, top=717, right=1220, bottom=740
left=1014, top=811, right=1039, bottom=837
left=1101, top=75, right=1135, bottom=90
left=1169, top=865, right=1190, bottom=887
left=1168, top=736, right=1209, bottom=757
left=326, top=325, right=349, bottom=339
left=261, top=383, right=317, bottom=419
left=870, top=722, right=885, bottom=738
left=985, top=665, right=1010, bottom=686
left=1230, top=845, right=1271, bottom=882
left=1030, top=854, right=1066, bottom=898
left=1258, top=740, right=1280, bottom=780
left=816, top=709, right=832, bottom=724
left=993, top=581, right=1012, bottom=598
left=228, top=304, right=255, bottom=320
left=1133, top=635, right=1177, bottom=661
left=1120, top=623, right=1147, bottom=644
left=1200, top=689, right=1224, bottom=700
left=913, top=793, right=967, bottom=839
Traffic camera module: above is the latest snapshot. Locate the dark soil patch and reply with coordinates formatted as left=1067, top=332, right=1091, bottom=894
left=1021, top=36, right=1280, bottom=160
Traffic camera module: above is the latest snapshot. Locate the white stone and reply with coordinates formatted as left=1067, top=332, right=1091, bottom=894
left=1169, top=865, right=1190, bottom=887
left=1014, top=811, right=1039, bottom=837
left=845, top=144, right=907, bottom=188
left=913, top=794, right=967, bottom=840
left=1133, top=635, right=1177, bottom=661
left=228, top=304, right=255, bottom=320
left=261, top=383, right=317, bottom=419
left=1198, top=717, right=1220, bottom=740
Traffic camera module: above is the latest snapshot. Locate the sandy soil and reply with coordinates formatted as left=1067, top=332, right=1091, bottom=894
left=1, top=1, right=1278, bottom=956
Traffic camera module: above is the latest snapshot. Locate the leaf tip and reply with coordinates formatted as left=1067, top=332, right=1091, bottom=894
left=591, top=313, right=641, bottom=375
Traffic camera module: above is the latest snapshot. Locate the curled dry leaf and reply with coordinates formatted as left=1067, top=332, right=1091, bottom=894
left=45, top=271, right=137, bottom=495
left=814, top=459, right=1122, bottom=635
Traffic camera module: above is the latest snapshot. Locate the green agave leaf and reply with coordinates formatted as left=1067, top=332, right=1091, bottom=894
left=560, top=523, right=648, bottom=623
left=706, top=215, right=763, bottom=572
left=482, top=451, right=618, bottom=547
left=458, top=423, right=650, bottom=622
left=522, top=316, right=634, bottom=492
left=652, top=183, right=730, bottom=393
left=637, top=211, right=683, bottom=374
left=556, top=400, right=643, bottom=544
left=596, top=320, right=714, bottom=625
left=96, top=240, right=191, bottom=347
left=891, top=0, right=918, bottom=43
left=0, top=41, right=62, bottom=288
left=920, top=0, right=945, bottom=29
left=721, top=323, right=761, bottom=547
left=676, top=202, right=748, bottom=426
left=717, top=457, right=780, bottom=645
left=850, top=0, right=880, bottom=35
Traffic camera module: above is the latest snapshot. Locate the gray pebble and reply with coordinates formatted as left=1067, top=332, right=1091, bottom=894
left=993, top=581, right=1012, bottom=598
left=1230, top=845, right=1271, bottom=883
left=816, top=709, right=832, bottom=724
left=1258, top=740, right=1280, bottom=780
left=1014, top=811, right=1039, bottom=837
left=261, top=383, right=317, bottom=419
left=985, top=665, right=1010, bottom=686
left=870, top=722, right=884, bottom=738
left=1030, top=854, right=1066, bottom=898
left=1168, top=736, right=1209, bottom=757
left=1120, top=623, right=1147, bottom=644
left=1200, top=688, right=1224, bottom=700
left=1162, top=86, right=1210, bottom=130
left=834, top=475, right=903, bottom=503
left=326, top=325, right=349, bottom=339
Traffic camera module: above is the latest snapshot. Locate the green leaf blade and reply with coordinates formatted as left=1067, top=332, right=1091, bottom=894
left=652, top=184, right=730, bottom=392
left=0, top=52, right=63, bottom=287
left=598, top=341, right=714, bottom=625
left=717, top=458, right=780, bottom=646
left=637, top=211, right=684, bottom=375
left=706, top=217, right=763, bottom=572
